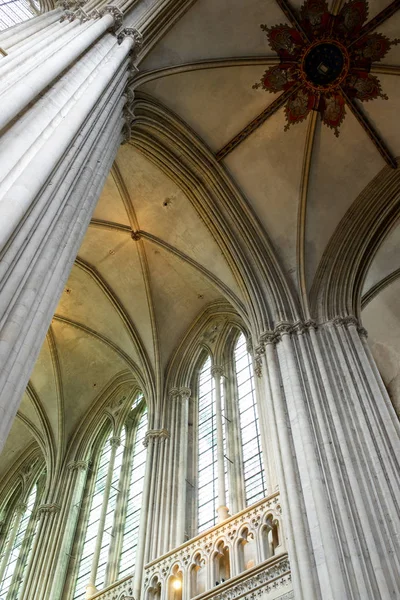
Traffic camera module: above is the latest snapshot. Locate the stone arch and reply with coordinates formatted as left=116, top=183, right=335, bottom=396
left=131, top=92, right=300, bottom=333
left=310, top=161, right=400, bottom=321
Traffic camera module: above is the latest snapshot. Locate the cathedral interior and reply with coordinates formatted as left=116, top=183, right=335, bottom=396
left=0, top=0, right=399, bottom=599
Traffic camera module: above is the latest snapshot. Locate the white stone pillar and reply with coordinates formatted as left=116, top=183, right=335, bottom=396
left=260, top=318, right=400, bottom=600
left=133, top=429, right=169, bottom=600
left=0, top=17, right=141, bottom=454
left=86, top=436, right=120, bottom=597
left=211, top=366, right=229, bottom=522
left=176, top=387, right=191, bottom=545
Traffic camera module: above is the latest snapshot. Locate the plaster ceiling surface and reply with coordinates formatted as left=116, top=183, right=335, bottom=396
left=28, top=336, right=59, bottom=441
left=143, top=239, right=224, bottom=369
left=140, top=0, right=286, bottom=70
left=138, top=67, right=281, bottom=151
left=51, top=320, right=129, bottom=441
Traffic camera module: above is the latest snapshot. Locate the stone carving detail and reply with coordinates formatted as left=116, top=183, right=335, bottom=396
left=67, top=460, right=89, bottom=472
left=258, top=317, right=366, bottom=347
left=36, top=503, right=61, bottom=519
left=211, top=365, right=225, bottom=378
left=143, top=429, right=169, bottom=448
left=89, top=576, right=134, bottom=599
left=143, top=493, right=286, bottom=598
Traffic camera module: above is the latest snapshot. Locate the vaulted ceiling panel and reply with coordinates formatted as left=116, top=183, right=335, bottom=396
left=51, top=321, right=129, bottom=441
left=116, top=146, right=244, bottom=301
left=223, top=110, right=308, bottom=289
left=92, top=171, right=130, bottom=226
left=305, top=111, right=384, bottom=291
left=143, top=240, right=224, bottom=369
left=138, top=67, right=279, bottom=151
left=76, top=227, right=155, bottom=367
left=140, top=0, right=286, bottom=71
left=56, top=263, right=137, bottom=363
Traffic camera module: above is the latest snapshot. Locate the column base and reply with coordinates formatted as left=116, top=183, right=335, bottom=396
left=217, top=505, right=230, bottom=522
left=85, top=584, right=98, bottom=598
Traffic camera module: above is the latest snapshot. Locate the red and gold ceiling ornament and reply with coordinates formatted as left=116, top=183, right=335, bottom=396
left=215, top=0, right=399, bottom=167
left=254, top=0, right=399, bottom=162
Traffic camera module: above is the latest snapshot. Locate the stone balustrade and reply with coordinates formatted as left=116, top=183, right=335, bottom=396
left=89, top=493, right=290, bottom=600
left=88, top=574, right=134, bottom=599
left=144, top=492, right=289, bottom=600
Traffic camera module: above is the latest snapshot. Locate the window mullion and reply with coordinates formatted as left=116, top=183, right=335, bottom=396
left=105, top=427, right=134, bottom=586
left=7, top=484, right=42, bottom=600
left=0, top=502, right=26, bottom=585
left=226, top=360, right=246, bottom=513
left=86, top=435, right=120, bottom=597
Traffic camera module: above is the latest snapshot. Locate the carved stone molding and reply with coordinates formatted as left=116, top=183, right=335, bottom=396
left=36, top=503, right=61, bottom=519
left=176, top=387, right=191, bottom=402
left=67, top=460, right=90, bottom=472
left=102, top=5, right=123, bottom=29
left=258, top=317, right=367, bottom=347
left=211, top=365, right=225, bottom=378
left=16, top=502, right=28, bottom=515
left=144, top=493, right=283, bottom=589
left=117, top=27, right=143, bottom=52
left=109, top=436, right=121, bottom=449
left=143, top=429, right=169, bottom=448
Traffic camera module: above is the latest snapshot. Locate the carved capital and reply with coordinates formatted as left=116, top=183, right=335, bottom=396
left=178, top=387, right=191, bottom=401
left=275, top=322, right=293, bottom=337
left=254, top=355, right=263, bottom=378
left=117, top=27, right=143, bottom=54
left=211, top=365, right=225, bottom=378
left=168, top=387, right=180, bottom=398
left=109, top=436, right=121, bottom=449
left=103, top=5, right=123, bottom=29
left=67, top=460, right=89, bottom=472
left=16, top=502, right=27, bottom=515
left=259, top=331, right=278, bottom=346
left=36, top=504, right=61, bottom=519
left=143, top=429, right=169, bottom=447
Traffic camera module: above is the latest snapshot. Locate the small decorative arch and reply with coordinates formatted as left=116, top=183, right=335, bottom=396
left=236, top=526, right=256, bottom=573
left=190, top=552, right=206, bottom=598
left=213, top=540, right=231, bottom=585
left=146, top=575, right=161, bottom=600
left=167, top=564, right=183, bottom=600
left=261, top=514, right=281, bottom=560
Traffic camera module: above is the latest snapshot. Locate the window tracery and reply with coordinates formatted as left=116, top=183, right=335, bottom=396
left=195, top=326, right=267, bottom=536
left=71, top=396, right=148, bottom=599
left=0, top=465, right=44, bottom=600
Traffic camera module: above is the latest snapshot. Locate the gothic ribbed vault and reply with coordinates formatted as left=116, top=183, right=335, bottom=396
left=1, top=0, right=399, bottom=494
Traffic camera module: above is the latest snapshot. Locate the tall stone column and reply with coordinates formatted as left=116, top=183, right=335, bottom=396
left=175, top=387, right=191, bottom=546
left=258, top=317, right=400, bottom=600
left=0, top=9, right=142, bottom=453
left=133, top=429, right=169, bottom=600
left=27, top=461, right=89, bottom=600
left=211, top=366, right=230, bottom=522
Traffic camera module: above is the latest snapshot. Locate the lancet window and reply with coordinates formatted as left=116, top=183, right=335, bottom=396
left=0, top=464, right=44, bottom=600
left=70, top=396, right=148, bottom=599
left=195, top=328, right=267, bottom=534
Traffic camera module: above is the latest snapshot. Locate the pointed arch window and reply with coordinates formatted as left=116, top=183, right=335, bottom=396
left=0, top=480, right=39, bottom=599
left=119, top=406, right=147, bottom=578
left=197, top=356, right=218, bottom=533
left=234, top=333, right=266, bottom=505
left=71, top=396, right=148, bottom=599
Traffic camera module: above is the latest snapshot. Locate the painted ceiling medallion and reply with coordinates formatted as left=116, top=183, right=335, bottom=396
left=253, top=0, right=399, bottom=137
